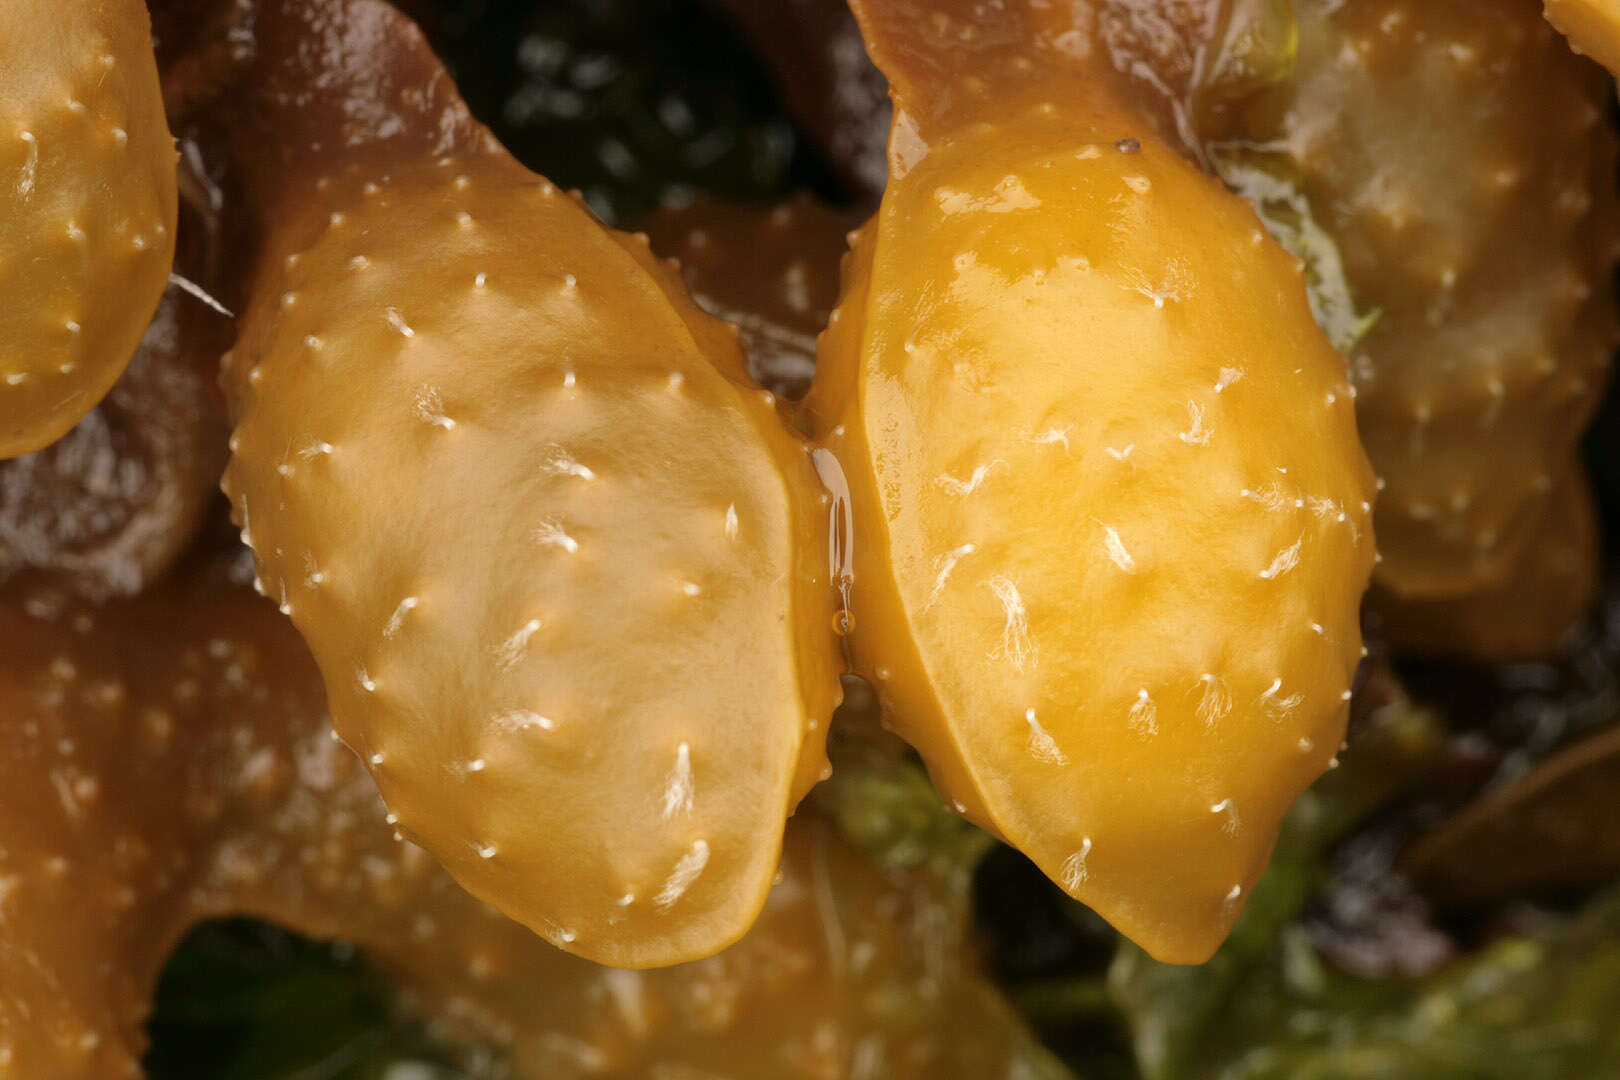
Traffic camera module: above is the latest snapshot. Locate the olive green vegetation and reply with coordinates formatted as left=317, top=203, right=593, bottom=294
left=807, top=680, right=996, bottom=887
left=1186, top=887, right=1620, bottom=1079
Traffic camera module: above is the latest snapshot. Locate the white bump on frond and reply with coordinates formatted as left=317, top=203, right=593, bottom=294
left=985, top=576, right=1035, bottom=671
left=1061, top=838, right=1093, bottom=890
left=1102, top=525, right=1136, bottom=572
left=1241, top=483, right=1288, bottom=511
left=1024, top=708, right=1068, bottom=765
left=935, top=460, right=1006, bottom=497
left=383, top=596, right=420, bottom=638
left=925, top=543, right=978, bottom=609
left=1259, top=678, right=1304, bottom=718
left=1197, top=674, right=1231, bottom=727
left=654, top=839, right=710, bottom=909
left=17, top=130, right=38, bottom=198
left=1211, top=798, right=1241, bottom=837
left=539, top=444, right=596, bottom=481
left=662, top=742, right=694, bottom=819
left=414, top=386, right=456, bottom=429
left=534, top=520, right=580, bottom=553
left=1179, top=401, right=1211, bottom=446
left=1259, top=535, right=1303, bottom=580
left=495, top=619, right=542, bottom=669
left=1022, top=426, right=1073, bottom=455
left=1129, top=688, right=1158, bottom=734
left=384, top=307, right=415, bottom=338
left=492, top=709, right=554, bottom=732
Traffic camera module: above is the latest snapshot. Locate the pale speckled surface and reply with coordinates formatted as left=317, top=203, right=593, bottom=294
left=0, top=0, right=177, bottom=458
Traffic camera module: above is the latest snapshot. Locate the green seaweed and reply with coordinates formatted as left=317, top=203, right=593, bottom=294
left=1193, top=887, right=1620, bottom=1079
left=808, top=679, right=995, bottom=888
left=1191, top=0, right=1381, bottom=356
left=1212, top=155, right=1382, bottom=355
left=1201, top=0, right=1299, bottom=109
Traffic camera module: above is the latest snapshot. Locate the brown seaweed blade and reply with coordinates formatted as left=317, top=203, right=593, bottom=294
left=0, top=535, right=1060, bottom=1078
left=1270, top=0, right=1619, bottom=652
left=0, top=0, right=178, bottom=458
left=211, top=0, right=845, bottom=968
left=803, top=0, right=1376, bottom=964
left=1369, top=470, right=1599, bottom=662
left=1403, top=726, right=1620, bottom=906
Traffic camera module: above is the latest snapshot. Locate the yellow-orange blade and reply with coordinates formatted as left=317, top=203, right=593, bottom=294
left=219, top=0, right=842, bottom=969
left=0, top=0, right=177, bottom=458
left=810, top=0, right=1376, bottom=963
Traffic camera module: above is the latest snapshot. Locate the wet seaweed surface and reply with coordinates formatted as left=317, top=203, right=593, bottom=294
left=138, top=2, right=1620, bottom=1078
